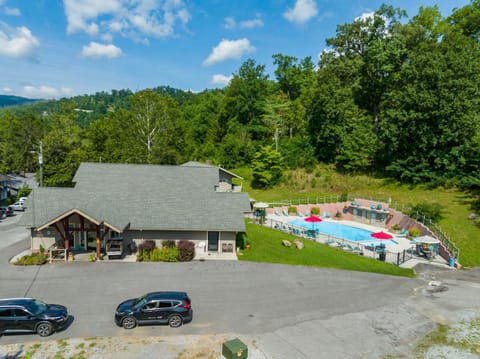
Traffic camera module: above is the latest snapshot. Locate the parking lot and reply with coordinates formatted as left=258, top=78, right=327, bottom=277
left=1, top=213, right=480, bottom=358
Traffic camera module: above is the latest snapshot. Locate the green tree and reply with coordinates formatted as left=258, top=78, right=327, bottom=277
left=252, top=145, right=284, bottom=188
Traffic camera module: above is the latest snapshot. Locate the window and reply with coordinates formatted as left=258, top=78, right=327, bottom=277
left=158, top=301, right=172, bottom=308
left=0, top=308, right=11, bottom=317
left=144, top=301, right=158, bottom=310
left=12, top=309, right=29, bottom=317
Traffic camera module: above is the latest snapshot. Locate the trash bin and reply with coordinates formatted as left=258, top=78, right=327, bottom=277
left=222, top=338, right=248, bottom=359
left=449, top=257, right=456, bottom=267
left=379, top=252, right=386, bottom=261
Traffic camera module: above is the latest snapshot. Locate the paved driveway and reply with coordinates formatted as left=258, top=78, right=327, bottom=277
left=1, top=217, right=480, bottom=358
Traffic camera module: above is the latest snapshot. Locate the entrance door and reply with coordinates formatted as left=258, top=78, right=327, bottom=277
left=207, top=232, right=219, bottom=252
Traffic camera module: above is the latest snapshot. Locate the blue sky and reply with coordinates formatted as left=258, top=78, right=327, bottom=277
left=0, top=0, right=471, bottom=99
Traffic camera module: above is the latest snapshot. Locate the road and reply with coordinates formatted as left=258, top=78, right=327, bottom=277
left=1, top=212, right=480, bottom=358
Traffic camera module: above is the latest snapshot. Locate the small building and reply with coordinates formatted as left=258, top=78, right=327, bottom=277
left=20, top=162, right=251, bottom=260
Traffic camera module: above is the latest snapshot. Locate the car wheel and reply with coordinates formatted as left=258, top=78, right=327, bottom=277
left=36, top=322, right=53, bottom=337
left=122, top=316, right=137, bottom=329
left=168, top=314, right=183, bottom=328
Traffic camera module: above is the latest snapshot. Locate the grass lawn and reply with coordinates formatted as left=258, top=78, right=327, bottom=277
left=234, top=165, right=480, bottom=268
left=238, top=219, right=415, bottom=277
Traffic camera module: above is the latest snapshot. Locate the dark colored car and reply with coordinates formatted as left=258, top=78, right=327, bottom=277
left=115, top=292, right=192, bottom=329
left=0, top=206, right=14, bottom=217
left=0, top=298, right=69, bottom=337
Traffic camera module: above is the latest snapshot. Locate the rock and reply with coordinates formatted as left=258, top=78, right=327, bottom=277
left=294, top=240, right=304, bottom=249
left=282, top=240, right=292, bottom=247
left=468, top=213, right=477, bottom=220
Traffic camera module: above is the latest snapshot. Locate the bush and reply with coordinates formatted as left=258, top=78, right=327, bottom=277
left=288, top=206, right=297, bottom=214
left=161, top=239, right=176, bottom=248
left=409, top=227, right=421, bottom=237
left=310, top=207, right=320, bottom=215
left=14, top=253, right=47, bottom=265
left=137, top=240, right=156, bottom=262
left=178, top=240, right=195, bottom=261
left=138, top=239, right=156, bottom=252
left=236, top=232, right=247, bottom=249
left=391, top=224, right=401, bottom=231
left=142, top=247, right=179, bottom=262
left=408, top=202, right=444, bottom=222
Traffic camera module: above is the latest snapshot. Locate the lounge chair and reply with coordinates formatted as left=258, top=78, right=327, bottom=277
left=297, top=211, right=304, bottom=217
left=305, top=210, right=310, bottom=216
left=283, top=209, right=289, bottom=216
left=376, top=204, right=382, bottom=210
left=396, top=228, right=408, bottom=237
left=274, top=210, right=281, bottom=216
left=326, top=239, right=336, bottom=246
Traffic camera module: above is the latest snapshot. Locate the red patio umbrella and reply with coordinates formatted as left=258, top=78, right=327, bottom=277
left=304, top=216, right=322, bottom=231
left=304, top=216, right=322, bottom=223
left=370, top=231, right=393, bottom=240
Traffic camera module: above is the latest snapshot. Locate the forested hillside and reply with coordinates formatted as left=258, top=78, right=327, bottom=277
left=0, top=95, right=38, bottom=108
left=1, top=3, right=480, bottom=192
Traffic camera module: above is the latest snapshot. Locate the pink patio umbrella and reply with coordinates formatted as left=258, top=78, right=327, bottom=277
left=370, top=231, right=393, bottom=240
left=304, top=215, right=322, bottom=231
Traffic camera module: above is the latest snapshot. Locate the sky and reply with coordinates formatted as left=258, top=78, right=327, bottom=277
left=0, top=0, right=471, bottom=99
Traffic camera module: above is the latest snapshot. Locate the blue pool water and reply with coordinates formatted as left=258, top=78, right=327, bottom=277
left=288, top=218, right=393, bottom=245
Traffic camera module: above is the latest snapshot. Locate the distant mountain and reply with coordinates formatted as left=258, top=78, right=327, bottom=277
left=0, top=94, right=39, bottom=108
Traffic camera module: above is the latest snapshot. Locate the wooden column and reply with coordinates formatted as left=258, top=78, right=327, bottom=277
left=96, top=225, right=101, bottom=259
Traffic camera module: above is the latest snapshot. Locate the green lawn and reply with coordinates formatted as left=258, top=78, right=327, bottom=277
left=234, top=165, right=480, bottom=268
left=239, top=219, right=415, bottom=277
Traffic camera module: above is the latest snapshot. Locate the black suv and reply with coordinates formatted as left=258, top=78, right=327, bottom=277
left=115, top=291, right=192, bottom=329
left=0, top=298, right=69, bottom=337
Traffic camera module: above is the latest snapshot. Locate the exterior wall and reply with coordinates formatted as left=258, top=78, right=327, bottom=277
left=219, top=231, right=236, bottom=253
left=125, top=230, right=237, bottom=255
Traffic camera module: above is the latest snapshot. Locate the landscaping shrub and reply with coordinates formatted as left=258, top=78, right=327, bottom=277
left=161, top=239, right=176, bottom=248
left=409, top=227, right=421, bottom=237
left=288, top=206, right=297, bottom=214
left=236, top=232, right=247, bottom=249
left=137, top=240, right=156, bottom=261
left=310, top=207, right=320, bottom=215
left=178, top=240, right=195, bottom=261
left=408, top=202, right=444, bottom=222
left=140, top=247, right=179, bottom=262
left=14, top=253, right=47, bottom=265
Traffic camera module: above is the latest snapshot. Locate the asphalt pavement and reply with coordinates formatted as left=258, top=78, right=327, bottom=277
left=1, top=213, right=480, bottom=358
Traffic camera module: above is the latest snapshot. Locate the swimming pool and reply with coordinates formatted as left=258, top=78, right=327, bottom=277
left=288, top=218, right=394, bottom=245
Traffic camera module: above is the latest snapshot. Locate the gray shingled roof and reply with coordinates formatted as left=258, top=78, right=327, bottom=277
left=21, top=163, right=251, bottom=232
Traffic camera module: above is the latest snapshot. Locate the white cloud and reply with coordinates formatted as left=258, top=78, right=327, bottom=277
left=224, top=17, right=236, bottom=30
left=211, top=74, right=232, bottom=86
left=63, top=0, right=191, bottom=40
left=283, top=0, right=318, bottom=24
left=81, top=41, right=122, bottom=58
left=22, top=85, right=74, bottom=99
left=203, top=38, right=255, bottom=66
left=239, top=17, right=263, bottom=29
left=2, top=87, right=13, bottom=93
left=0, top=24, right=39, bottom=59
left=224, top=15, right=263, bottom=30
left=4, top=7, right=21, bottom=16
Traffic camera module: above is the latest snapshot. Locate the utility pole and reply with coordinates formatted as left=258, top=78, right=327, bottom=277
left=39, top=141, right=43, bottom=187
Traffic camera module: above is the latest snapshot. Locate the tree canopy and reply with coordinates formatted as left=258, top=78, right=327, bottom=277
left=1, top=2, right=479, bottom=190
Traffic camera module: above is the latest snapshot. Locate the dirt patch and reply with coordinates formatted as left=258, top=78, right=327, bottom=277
left=0, top=334, right=263, bottom=359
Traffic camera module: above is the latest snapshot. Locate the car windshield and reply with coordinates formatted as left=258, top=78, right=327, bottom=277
left=133, top=294, right=148, bottom=308
left=27, top=300, right=48, bottom=315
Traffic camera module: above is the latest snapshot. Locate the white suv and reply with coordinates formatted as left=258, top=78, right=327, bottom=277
left=10, top=202, right=25, bottom=211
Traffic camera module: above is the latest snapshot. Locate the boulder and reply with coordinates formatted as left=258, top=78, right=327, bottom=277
left=294, top=240, right=304, bottom=249
left=282, top=240, right=292, bottom=247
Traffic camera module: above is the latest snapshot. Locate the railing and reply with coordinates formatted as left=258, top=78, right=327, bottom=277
left=262, top=194, right=459, bottom=263
left=48, top=247, right=67, bottom=263
left=266, top=218, right=415, bottom=266
left=349, top=195, right=459, bottom=262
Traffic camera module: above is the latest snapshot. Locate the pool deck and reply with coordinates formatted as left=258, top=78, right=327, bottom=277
left=264, top=213, right=451, bottom=268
